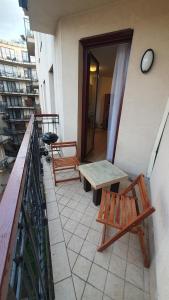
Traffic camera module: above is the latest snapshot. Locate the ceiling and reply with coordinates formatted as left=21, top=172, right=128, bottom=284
left=91, top=45, right=117, bottom=77
left=27, top=0, right=115, bottom=34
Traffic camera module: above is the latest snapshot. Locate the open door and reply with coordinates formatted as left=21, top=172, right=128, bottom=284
left=85, top=52, right=99, bottom=157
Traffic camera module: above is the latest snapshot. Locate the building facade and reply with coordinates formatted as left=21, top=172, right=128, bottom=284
left=20, top=0, right=169, bottom=299
left=0, top=39, right=39, bottom=150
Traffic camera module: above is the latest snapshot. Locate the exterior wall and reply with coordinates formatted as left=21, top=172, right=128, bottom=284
left=150, top=116, right=169, bottom=300
left=34, top=32, right=56, bottom=114
left=52, top=0, right=169, bottom=176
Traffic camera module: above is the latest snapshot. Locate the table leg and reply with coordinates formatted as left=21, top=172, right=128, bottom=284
left=110, top=182, right=120, bottom=193
left=83, top=178, right=91, bottom=192
left=93, top=189, right=102, bottom=206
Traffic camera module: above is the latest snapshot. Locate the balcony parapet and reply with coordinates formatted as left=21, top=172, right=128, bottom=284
left=0, top=113, right=59, bottom=299
left=0, top=55, right=36, bottom=68
left=0, top=88, right=39, bottom=96
left=0, top=71, right=38, bottom=82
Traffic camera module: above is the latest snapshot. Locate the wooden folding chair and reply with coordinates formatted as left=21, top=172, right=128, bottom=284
left=96, top=174, right=155, bottom=268
left=51, top=141, right=81, bottom=184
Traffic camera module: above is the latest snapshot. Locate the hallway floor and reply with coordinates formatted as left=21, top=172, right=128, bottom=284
left=86, top=128, right=107, bottom=162
left=43, top=160, right=151, bottom=300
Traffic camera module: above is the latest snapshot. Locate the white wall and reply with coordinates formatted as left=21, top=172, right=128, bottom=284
left=150, top=115, right=169, bottom=300
left=34, top=32, right=56, bottom=114
left=53, top=0, right=169, bottom=175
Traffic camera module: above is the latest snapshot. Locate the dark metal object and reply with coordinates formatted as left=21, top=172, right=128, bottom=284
left=93, top=189, right=102, bottom=206
left=42, top=132, right=58, bottom=145
left=110, top=182, right=120, bottom=193
left=83, top=178, right=91, bottom=192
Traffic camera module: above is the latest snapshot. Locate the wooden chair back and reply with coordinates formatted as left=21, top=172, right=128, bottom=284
left=51, top=141, right=78, bottom=158
left=119, top=174, right=151, bottom=215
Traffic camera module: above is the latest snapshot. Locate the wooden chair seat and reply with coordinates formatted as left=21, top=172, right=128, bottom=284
left=96, top=174, right=155, bottom=268
left=53, top=156, right=79, bottom=169
left=97, top=192, right=137, bottom=230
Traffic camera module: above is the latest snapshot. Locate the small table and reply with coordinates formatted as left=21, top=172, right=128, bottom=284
left=79, top=160, right=128, bottom=206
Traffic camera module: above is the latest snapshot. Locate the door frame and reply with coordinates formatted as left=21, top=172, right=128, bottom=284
left=84, top=51, right=99, bottom=157
left=80, top=28, right=133, bottom=161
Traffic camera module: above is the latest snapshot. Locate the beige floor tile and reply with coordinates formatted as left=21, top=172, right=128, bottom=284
left=126, top=263, right=144, bottom=290
left=68, top=234, right=84, bottom=253
left=70, top=210, right=84, bottom=222
left=94, top=248, right=112, bottom=270
left=67, top=249, right=78, bottom=269
left=72, top=274, right=85, bottom=300
left=113, top=240, right=128, bottom=260
left=124, top=282, right=145, bottom=300
left=109, top=253, right=126, bottom=279
left=48, top=218, right=64, bottom=245
left=61, top=206, right=73, bottom=218
left=51, top=242, right=71, bottom=283
left=64, top=219, right=78, bottom=233
left=82, top=283, right=103, bottom=300
left=74, top=223, right=89, bottom=239
left=86, top=228, right=101, bottom=245
left=105, top=272, right=124, bottom=300
left=88, top=263, right=107, bottom=292
left=47, top=201, right=59, bottom=221
left=80, top=240, right=97, bottom=261
left=63, top=230, right=72, bottom=245
left=54, top=277, right=76, bottom=300
left=73, top=255, right=92, bottom=281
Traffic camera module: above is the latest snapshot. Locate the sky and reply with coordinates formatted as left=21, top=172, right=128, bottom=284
left=0, top=0, right=25, bottom=42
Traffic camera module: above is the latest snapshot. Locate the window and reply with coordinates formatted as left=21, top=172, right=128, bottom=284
left=7, top=81, right=16, bottom=92
left=0, top=80, right=4, bottom=92
left=0, top=47, right=16, bottom=60
left=22, top=51, right=29, bottom=62
left=0, top=64, right=5, bottom=75
left=24, top=68, right=31, bottom=78
left=4, top=65, right=13, bottom=76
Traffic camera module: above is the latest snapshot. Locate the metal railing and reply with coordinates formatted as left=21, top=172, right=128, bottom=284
left=0, top=113, right=59, bottom=299
left=0, top=54, right=36, bottom=65
left=0, top=87, right=39, bottom=95
left=0, top=70, right=38, bottom=81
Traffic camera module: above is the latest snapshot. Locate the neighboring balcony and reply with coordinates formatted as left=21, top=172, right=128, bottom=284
left=0, top=114, right=59, bottom=300
left=0, top=70, right=38, bottom=83
left=3, top=127, right=26, bottom=135
left=24, top=17, right=35, bottom=56
left=0, top=87, right=39, bottom=96
left=0, top=54, right=36, bottom=68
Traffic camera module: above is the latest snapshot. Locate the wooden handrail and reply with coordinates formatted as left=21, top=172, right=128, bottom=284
left=0, top=115, right=34, bottom=299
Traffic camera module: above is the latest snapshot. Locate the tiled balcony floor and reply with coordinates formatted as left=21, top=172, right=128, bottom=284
left=43, top=160, right=151, bottom=300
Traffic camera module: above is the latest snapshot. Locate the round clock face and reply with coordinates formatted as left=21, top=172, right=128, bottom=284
left=141, top=49, right=154, bottom=73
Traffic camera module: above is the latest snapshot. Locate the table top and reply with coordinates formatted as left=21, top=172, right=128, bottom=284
left=79, top=160, right=128, bottom=190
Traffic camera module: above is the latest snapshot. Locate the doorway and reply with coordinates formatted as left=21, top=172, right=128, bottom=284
left=80, top=29, right=133, bottom=162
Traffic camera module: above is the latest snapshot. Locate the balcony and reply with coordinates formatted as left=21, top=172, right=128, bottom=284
left=0, top=70, right=38, bottom=82
left=0, top=87, right=39, bottom=96
left=24, top=17, right=35, bottom=56
left=0, top=54, right=36, bottom=68
left=0, top=114, right=59, bottom=299
left=3, top=127, right=25, bottom=135
left=0, top=113, right=152, bottom=299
